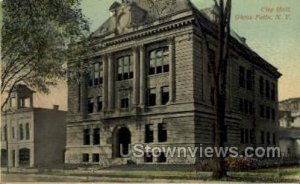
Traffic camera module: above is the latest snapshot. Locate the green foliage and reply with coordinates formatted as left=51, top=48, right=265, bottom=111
left=1, top=0, right=90, bottom=109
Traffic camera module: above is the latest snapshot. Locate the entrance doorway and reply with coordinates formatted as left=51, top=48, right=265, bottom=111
left=19, top=148, right=30, bottom=167
left=112, top=127, right=131, bottom=158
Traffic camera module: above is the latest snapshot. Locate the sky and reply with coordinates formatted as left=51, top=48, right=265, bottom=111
left=34, top=0, right=300, bottom=110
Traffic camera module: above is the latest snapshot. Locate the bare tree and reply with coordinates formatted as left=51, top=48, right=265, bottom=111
left=210, top=0, right=232, bottom=179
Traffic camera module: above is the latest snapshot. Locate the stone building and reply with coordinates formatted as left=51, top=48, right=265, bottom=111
left=65, top=0, right=281, bottom=165
left=279, top=98, right=300, bottom=157
left=1, top=84, right=66, bottom=168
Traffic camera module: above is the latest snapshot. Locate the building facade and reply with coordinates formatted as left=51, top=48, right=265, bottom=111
left=65, top=0, right=281, bottom=166
left=279, top=98, right=300, bottom=157
left=1, top=85, right=66, bottom=168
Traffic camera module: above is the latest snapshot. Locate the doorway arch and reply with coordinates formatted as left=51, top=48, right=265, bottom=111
left=112, top=127, right=131, bottom=158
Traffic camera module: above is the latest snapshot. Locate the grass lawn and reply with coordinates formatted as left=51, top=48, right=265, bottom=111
left=56, top=165, right=300, bottom=183
left=3, top=165, right=300, bottom=182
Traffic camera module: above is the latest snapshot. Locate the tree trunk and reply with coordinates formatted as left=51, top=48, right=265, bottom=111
left=211, top=0, right=231, bottom=179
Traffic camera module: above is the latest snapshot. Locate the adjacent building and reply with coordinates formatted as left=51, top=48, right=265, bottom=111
left=279, top=98, right=300, bottom=157
left=65, top=0, right=281, bottom=166
left=1, top=84, right=66, bottom=168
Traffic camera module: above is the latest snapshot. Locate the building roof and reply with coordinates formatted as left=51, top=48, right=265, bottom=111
left=90, top=0, right=281, bottom=77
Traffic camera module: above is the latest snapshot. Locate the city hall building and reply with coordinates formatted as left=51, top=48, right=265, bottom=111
left=65, top=0, right=281, bottom=165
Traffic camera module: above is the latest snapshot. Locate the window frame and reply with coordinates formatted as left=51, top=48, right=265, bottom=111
left=161, top=86, right=169, bottom=105
left=117, top=55, right=133, bottom=81
left=148, top=47, right=169, bottom=75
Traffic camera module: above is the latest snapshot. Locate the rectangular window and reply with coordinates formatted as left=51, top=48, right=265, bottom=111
left=246, top=70, right=253, bottom=90
left=245, top=129, right=249, bottom=144
left=259, top=76, right=264, bottom=96
left=94, top=63, right=100, bottom=85
left=82, top=154, right=89, bottom=162
left=266, top=106, right=271, bottom=119
left=19, top=124, right=24, bottom=140
left=239, top=66, right=245, bottom=88
left=148, top=47, right=169, bottom=75
left=250, top=129, right=255, bottom=144
left=92, top=153, right=100, bottom=162
left=88, top=72, right=93, bottom=87
left=224, top=125, right=228, bottom=143
left=271, top=83, right=276, bottom=101
left=244, top=99, right=249, bottom=114
left=272, top=133, right=276, bottom=145
left=88, top=61, right=103, bottom=87
left=210, top=88, right=215, bottom=105
left=25, top=123, right=30, bottom=140
left=261, top=131, right=265, bottom=144
left=265, top=80, right=270, bottom=98
left=97, top=96, right=103, bottom=112
left=147, top=88, right=156, bottom=107
left=145, top=124, right=154, bottom=143
left=93, top=128, right=100, bottom=145
left=208, top=49, right=214, bottom=73
left=3, top=125, right=7, bottom=141
left=239, top=98, right=244, bottom=112
left=260, top=105, right=265, bottom=118
left=271, top=108, right=276, bottom=121
left=249, top=101, right=254, bottom=115
left=240, top=129, right=244, bottom=144
left=121, top=98, right=129, bottom=109
left=83, top=129, right=90, bottom=145
left=117, top=56, right=133, bottom=81
left=267, top=132, right=271, bottom=145
left=88, top=97, right=94, bottom=114
left=161, top=86, right=169, bottom=105
left=158, top=123, right=167, bottom=142
left=144, top=152, right=153, bottom=163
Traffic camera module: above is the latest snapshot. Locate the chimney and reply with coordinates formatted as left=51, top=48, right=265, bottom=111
left=53, top=105, right=59, bottom=111
left=240, top=37, right=246, bottom=43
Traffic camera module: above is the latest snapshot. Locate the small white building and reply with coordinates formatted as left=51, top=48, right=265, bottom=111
left=1, top=84, right=66, bottom=168
left=279, top=98, right=300, bottom=157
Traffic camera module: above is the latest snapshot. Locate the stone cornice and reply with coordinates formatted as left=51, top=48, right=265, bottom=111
left=92, top=13, right=194, bottom=48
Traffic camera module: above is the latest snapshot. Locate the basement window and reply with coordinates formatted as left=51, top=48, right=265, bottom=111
left=144, top=152, right=153, bottom=163
left=92, top=154, right=100, bottom=162
left=157, top=152, right=167, bottom=163
left=82, top=154, right=89, bottom=162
